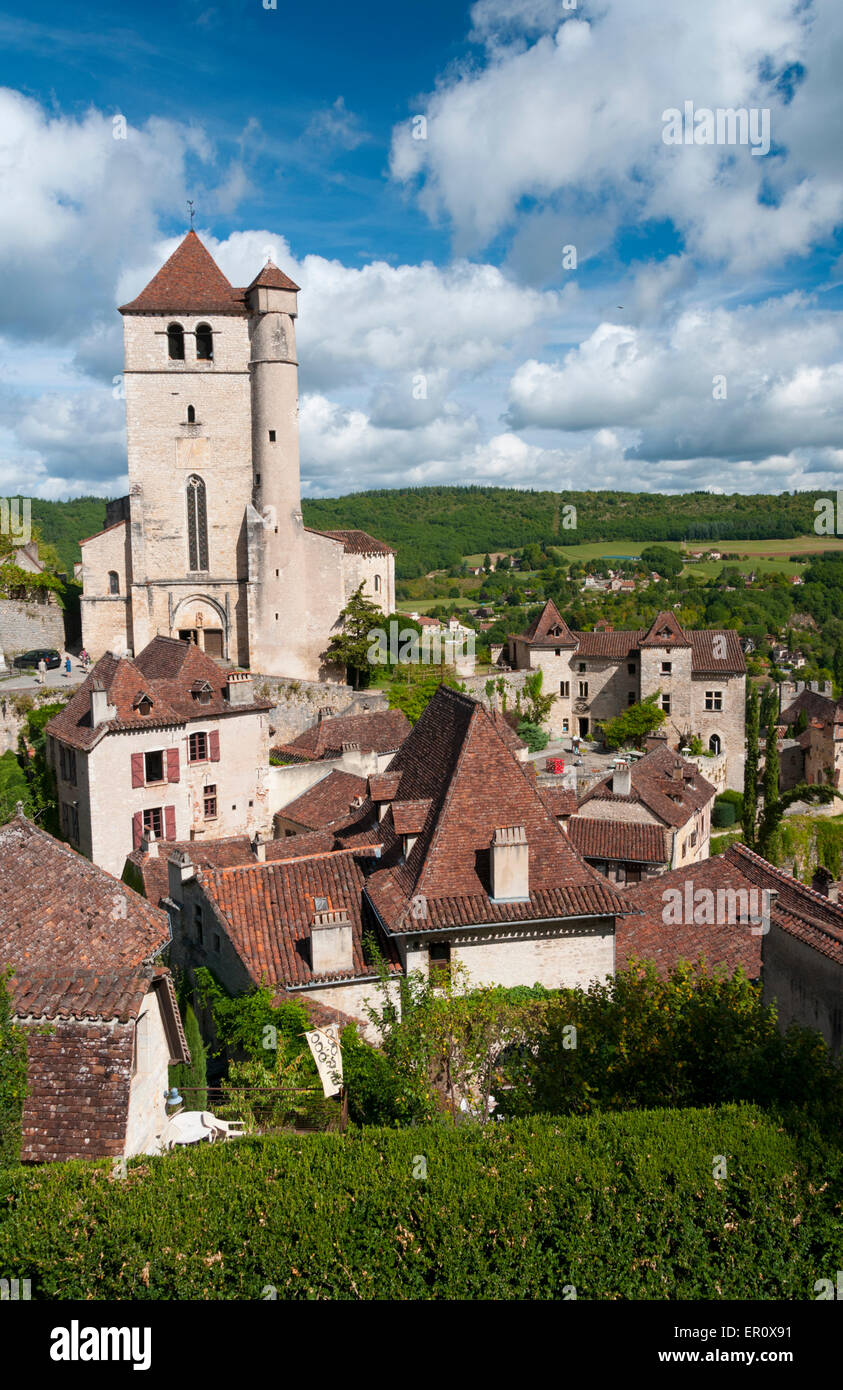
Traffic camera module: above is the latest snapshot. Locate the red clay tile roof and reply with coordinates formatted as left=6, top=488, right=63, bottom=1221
left=640, top=610, right=691, bottom=647
left=538, top=785, right=579, bottom=819
left=119, top=230, right=247, bottom=315
left=200, top=850, right=401, bottom=987
left=246, top=259, right=300, bottom=293
left=46, top=636, right=270, bottom=751
left=572, top=628, right=644, bottom=659
left=781, top=688, right=843, bottom=728
left=617, top=851, right=763, bottom=977
left=579, top=745, right=715, bottom=829
left=305, top=528, right=395, bottom=555
left=521, top=599, right=577, bottom=646
left=368, top=771, right=403, bottom=801
left=273, top=708, right=410, bottom=762
left=126, top=829, right=346, bottom=905
left=567, top=817, right=670, bottom=864
left=391, top=799, right=433, bottom=835
left=0, top=812, right=188, bottom=1161
left=687, top=629, right=745, bottom=674
left=362, top=685, right=631, bottom=934
left=276, top=770, right=368, bottom=830
left=728, top=842, right=843, bottom=966
left=489, top=709, right=527, bottom=755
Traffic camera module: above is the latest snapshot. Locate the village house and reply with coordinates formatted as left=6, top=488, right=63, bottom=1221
left=565, top=817, right=671, bottom=884
left=779, top=685, right=843, bottom=789
left=271, top=707, right=410, bottom=767
left=575, top=744, right=716, bottom=871
left=160, top=685, right=633, bottom=1034
left=46, top=634, right=273, bottom=876
left=619, top=843, right=843, bottom=1056
left=0, top=810, right=189, bottom=1162
left=506, top=601, right=746, bottom=790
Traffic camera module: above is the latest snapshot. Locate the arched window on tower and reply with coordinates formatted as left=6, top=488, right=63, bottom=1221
left=187, top=405, right=195, bottom=424
left=108, top=571, right=119, bottom=595
left=709, top=733, right=721, bottom=755
left=167, top=323, right=185, bottom=360
left=186, top=475, right=209, bottom=572
left=195, top=323, right=214, bottom=361
left=374, top=574, right=381, bottom=593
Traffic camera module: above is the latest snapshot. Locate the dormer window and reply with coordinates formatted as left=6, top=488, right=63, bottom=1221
left=195, top=323, right=213, bottom=360
left=167, top=323, right=185, bottom=360
left=134, top=694, right=154, bottom=717
left=191, top=680, right=213, bottom=705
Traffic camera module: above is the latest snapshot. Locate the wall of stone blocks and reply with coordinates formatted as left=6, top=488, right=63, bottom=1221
left=0, top=596, right=65, bottom=657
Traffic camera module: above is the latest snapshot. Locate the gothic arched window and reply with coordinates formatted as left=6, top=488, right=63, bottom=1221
left=709, top=733, right=721, bottom=755
left=108, top=570, right=119, bottom=594
left=195, top=323, right=214, bottom=361
left=374, top=574, right=381, bottom=593
left=186, top=475, right=209, bottom=572
left=167, top=323, right=185, bottom=360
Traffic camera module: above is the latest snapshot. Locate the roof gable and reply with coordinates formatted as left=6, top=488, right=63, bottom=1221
left=640, top=610, right=690, bottom=647
left=524, top=599, right=576, bottom=646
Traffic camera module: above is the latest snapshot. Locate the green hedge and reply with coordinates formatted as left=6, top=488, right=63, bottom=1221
left=0, top=1106, right=841, bottom=1299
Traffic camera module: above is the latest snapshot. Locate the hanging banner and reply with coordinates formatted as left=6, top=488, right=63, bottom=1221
left=304, top=1024, right=343, bottom=1098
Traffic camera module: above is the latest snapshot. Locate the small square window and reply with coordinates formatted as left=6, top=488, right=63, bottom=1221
left=661, top=661, right=672, bottom=675
left=627, top=663, right=636, bottom=675
left=268, top=430, right=276, bottom=442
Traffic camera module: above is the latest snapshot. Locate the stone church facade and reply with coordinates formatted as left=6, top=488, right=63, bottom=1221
left=81, top=231, right=394, bottom=679
left=507, top=602, right=746, bottom=790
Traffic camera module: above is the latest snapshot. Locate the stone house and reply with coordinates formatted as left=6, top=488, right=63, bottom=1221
left=45, top=634, right=273, bottom=876
left=271, top=707, right=410, bottom=768
left=80, top=230, right=394, bottom=677
left=566, top=817, right=670, bottom=884
left=0, top=810, right=189, bottom=1162
left=575, top=745, right=716, bottom=870
left=620, top=842, right=843, bottom=1057
left=506, top=601, right=746, bottom=790
left=779, top=686, right=843, bottom=789
left=274, top=769, right=368, bottom=837
left=158, top=685, right=632, bottom=1034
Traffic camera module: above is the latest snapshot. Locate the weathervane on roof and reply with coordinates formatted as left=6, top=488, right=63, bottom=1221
left=187, top=199, right=195, bottom=229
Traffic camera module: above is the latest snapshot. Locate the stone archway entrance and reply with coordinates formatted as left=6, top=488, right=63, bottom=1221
left=172, top=596, right=227, bottom=660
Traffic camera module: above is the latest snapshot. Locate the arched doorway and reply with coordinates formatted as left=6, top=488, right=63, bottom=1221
left=172, top=595, right=227, bottom=660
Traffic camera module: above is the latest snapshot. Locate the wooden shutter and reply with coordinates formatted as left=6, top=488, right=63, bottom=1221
left=208, top=729, right=220, bottom=762
left=166, top=748, right=180, bottom=783
left=164, top=805, right=176, bottom=840
left=131, top=753, right=144, bottom=788
left=132, top=812, right=143, bottom=849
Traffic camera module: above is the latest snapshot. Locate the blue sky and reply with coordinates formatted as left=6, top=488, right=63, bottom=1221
left=0, top=0, right=842, bottom=501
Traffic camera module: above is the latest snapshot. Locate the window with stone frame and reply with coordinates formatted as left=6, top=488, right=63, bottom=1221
left=186, top=474, right=209, bottom=572
left=661, top=693, right=671, bottom=714
left=203, top=783, right=217, bottom=819
left=705, top=690, right=723, bottom=711
left=578, top=680, right=589, bottom=697
left=559, top=680, right=569, bottom=697
left=59, top=744, right=76, bottom=784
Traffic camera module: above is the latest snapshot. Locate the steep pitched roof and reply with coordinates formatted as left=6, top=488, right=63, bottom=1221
left=119, top=230, right=247, bottom=315
left=277, top=770, right=368, bottom=830
left=781, top=687, right=843, bottom=729
left=521, top=599, right=577, bottom=647
left=273, top=707, right=411, bottom=763
left=537, top=785, right=579, bottom=819
left=46, top=636, right=271, bottom=751
left=687, top=629, right=746, bottom=675
left=363, top=685, right=631, bottom=934
left=200, top=850, right=402, bottom=987
left=579, top=745, right=716, bottom=829
left=246, top=259, right=300, bottom=293
left=640, top=610, right=691, bottom=647
left=567, top=818, right=670, bottom=865
left=573, top=629, right=644, bottom=659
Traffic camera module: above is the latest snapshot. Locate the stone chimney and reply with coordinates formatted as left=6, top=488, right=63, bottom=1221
left=167, top=850, right=194, bottom=904
left=311, top=907, right=353, bottom=975
left=490, top=825, right=529, bottom=903
left=318, top=706, right=335, bottom=722
left=612, top=759, right=632, bottom=796
left=253, top=832, right=266, bottom=862
left=90, top=678, right=117, bottom=728
left=226, top=671, right=254, bottom=706
left=144, top=831, right=159, bottom=859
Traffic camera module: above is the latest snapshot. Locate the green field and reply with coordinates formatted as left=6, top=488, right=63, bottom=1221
left=465, top=535, right=843, bottom=580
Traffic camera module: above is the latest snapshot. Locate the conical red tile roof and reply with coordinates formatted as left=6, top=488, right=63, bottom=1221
left=247, top=259, right=300, bottom=293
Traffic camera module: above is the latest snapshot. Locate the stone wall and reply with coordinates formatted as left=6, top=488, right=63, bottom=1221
left=0, top=596, right=65, bottom=658
left=256, top=675, right=388, bottom=745
left=762, top=922, right=843, bottom=1056
left=0, top=687, right=68, bottom=755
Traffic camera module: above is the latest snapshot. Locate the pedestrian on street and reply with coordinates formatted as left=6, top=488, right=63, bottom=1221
left=36, top=658, right=46, bottom=686
left=64, top=654, right=72, bottom=679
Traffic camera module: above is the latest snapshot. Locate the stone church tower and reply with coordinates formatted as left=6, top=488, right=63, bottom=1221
left=80, top=231, right=394, bottom=678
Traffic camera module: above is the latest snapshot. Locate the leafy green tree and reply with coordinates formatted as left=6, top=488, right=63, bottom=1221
left=599, top=693, right=666, bottom=749
left=523, top=669, right=554, bottom=726
left=743, top=685, right=760, bottom=848
left=762, top=719, right=779, bottom=824
left=0, top=969, right=28, bottom=1168
left=640, top=545, right=683, bottom=580
left=321, top=583, right=384, bottom=689
left=388, top=672, right=463, bottom=725
left=757, top=784, right=842, bottom=860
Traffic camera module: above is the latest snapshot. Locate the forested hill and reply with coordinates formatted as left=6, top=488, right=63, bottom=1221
left=302, top=487, right=827, bottom=578
left=13, top=487, right=832, bottom=581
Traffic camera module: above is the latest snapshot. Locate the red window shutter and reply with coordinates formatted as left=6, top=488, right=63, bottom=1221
left=166, top=748, right=180, bottom=783
left=208, top=729, right=220, bottom=762
left=132, top=812, right=143, bottom=849
left=131, top=753, right=144, bottom=788
left=164, top=805, right=176, bottom=840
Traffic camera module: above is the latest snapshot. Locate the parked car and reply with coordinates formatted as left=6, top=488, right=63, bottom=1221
left=12, top=648, right=62, bottom=670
